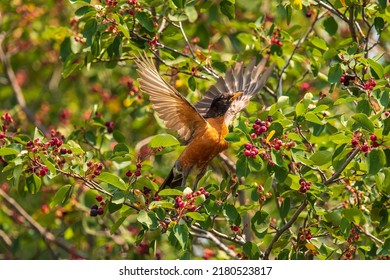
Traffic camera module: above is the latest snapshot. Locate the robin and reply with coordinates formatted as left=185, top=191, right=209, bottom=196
left=135, top=52, right=274, bottom=191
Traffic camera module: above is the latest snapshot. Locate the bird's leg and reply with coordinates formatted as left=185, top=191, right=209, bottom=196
left=192, top=167, right=207, bottom=191
left=181, top=167, right=191, bottom=188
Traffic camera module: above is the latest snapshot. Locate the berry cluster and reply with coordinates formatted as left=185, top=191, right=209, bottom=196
left=128, top=0, right=142, bottom=16
left=174, top=187, right=210, bottom=212
left=270, top=29, right=283, bottom=46
left=351, top=132, right=381, bottom=153
left=251, top=118, right=271, bottom=137
left=344, top=228, right=359, bottom=259
left=243, top=142, right=259, bottom=158
left=0, top=113, right=13, bottom=142
left=257, top=184, right=272, bottom=203
left=90, top=195, right=105, bottom=216
left=363, top=77, right=376, bottom=91
left=106, top=0, right=118, bottom=7
left=340, top=73, right=355, bottom=86
left=298, top=227, right=312, bottom=241
left=125, top=162, right=142, bottom=178
left=105, top=121, right=115, bottom=133
left=86, top=161, right=104, bottom=177
left=299, top=178, right=312, bottom=193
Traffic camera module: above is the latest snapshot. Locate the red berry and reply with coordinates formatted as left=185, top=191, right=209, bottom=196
left=244, top=150, right=252, bottom=157
left=60, top=147, right=67, bottom=154
left=244, top=143, right=253, bottom=150
left=136, top=162, right=142, bottom=169
left=94, top=169, right=101, bottom=176
left=345, top=252, right=352, bottom=259
left=96, top=195, right=103, bottom=202
left=351, top=138, right=359, bottom=147
left=126, top=170, right=133, bottom=177
left=370, top=134, right=377, bottom=141
left=134, top=169, right=141, bottom=177
left=231, top=225, right=239, bottom=232
left=360, top=144, right=369, bottom=153
left=371, top=141, right=379, bottom=148
left=177, top=201, right=185, bottom=208
left=0, top=132, right=5, bottom=139
left=97, top=207, right=104, bottom=215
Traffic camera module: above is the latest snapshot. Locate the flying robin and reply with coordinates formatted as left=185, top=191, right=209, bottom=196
left=135, top=52, right=274, bottom=191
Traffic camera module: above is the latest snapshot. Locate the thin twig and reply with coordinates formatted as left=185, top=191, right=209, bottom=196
left=276, top=11, right=324, bottom=96
left=0, top=188, right=86, bottom=259
left=324, top=148, right=360, bottom=185
left=190, top=225, right=239, bottom=259
left=131, top=32, right=220, bottom=79
left=314, top=0, right=348, bottom=22
left=0, top=34, right=48, bottom=134
left=263, top=199, right=308, bottom=259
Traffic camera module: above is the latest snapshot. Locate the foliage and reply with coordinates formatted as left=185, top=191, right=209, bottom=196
left=1, top=0, right=390, bottom=260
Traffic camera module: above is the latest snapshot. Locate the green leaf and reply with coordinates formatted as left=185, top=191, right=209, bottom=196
left=305, top=112, right=323, bottom=125
left=135, top=11, right=154, bottom=32
left=111, top=208, right=132, bottom=234
left=367, top=149, right=386, bottom=175
left=311, top=37, right=327, bottom=51
left=184, top=5, right=198, bottom=23
left=224, top=132, right=241, bottom=142
left=220, top=0, right=235, bottom=20
left=328, top=64, right=342, bottom=84
left=171, top=0, right=184, bottom=8
left=26, top=174, right=42, bottom=194
left=383, top=116, right=390, bottom=136
left=0, top=147, right=19, bottom=156
left=158, top=189, right=182, bottom=196
left=135, top=177, right=159, bottom=192
left=236, top=155, right=249, bottom=177
left=82, top=18, right=97, bottom=46
left=352, top=113, right=374, bottom=132
left=374, top=17, right=385, bottom=32
left=137, top=210, right=158, bottom=229
left=378, top=238, right=390, bottom=256
left=185, top=212, right=206, bottom=221
left=243, top=241, right=260, bottom=259
left=251, top=210, right=269, bottom=235
left=310, top=150, right=332, bottom=166
left=323, top=16, right=338, bottom=36
left=149, top=134, right=180, bottom=148
left=50, top=185, right=73, bottom=207
left=75, top=5, right=95, bottom=16
left=280, top=197, right=290, bottom=219
left=39, top=152, right=57, bottom=175
left=223, top=203, right=239, bottom=223
left=97, top=172, right=127, bottom=190
left=173, top=223, right=189, bottom=250
left=188, top=76, right=196, bottom=91
left=367, top=58, right=384, bottom=79
left=342, top=208, right=365, bottom=224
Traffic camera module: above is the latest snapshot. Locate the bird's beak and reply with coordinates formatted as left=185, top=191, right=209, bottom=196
left=229, top=92, right=243, bottom=102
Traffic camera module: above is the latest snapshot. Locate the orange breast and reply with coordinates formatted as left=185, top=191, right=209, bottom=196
left=179, top=116, right=229, bottom=170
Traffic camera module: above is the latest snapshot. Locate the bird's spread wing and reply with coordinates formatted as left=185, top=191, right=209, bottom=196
left=195, top=56, right=274, bottom=126
left=135, top=52, right=207, bottom=142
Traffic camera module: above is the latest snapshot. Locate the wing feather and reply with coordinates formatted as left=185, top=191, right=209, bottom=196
left=195, top=56, right=274, bottom=126
left=135, top=52, right=207, bottom=142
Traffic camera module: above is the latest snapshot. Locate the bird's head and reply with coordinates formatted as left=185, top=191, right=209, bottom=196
left=204, top=92, right=243, bottom=119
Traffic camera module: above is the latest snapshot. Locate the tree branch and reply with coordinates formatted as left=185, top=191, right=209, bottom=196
left=190, top=225, right=239, bottom=259
left=0, top=33, right=48, bottom=134
left=262, top=199, right=308, bottom=259
left=0, top=188, right=86, bottom=259
left=276, top=11, right=324, bottom=96
left=324, top=148, right=360, bottom=186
